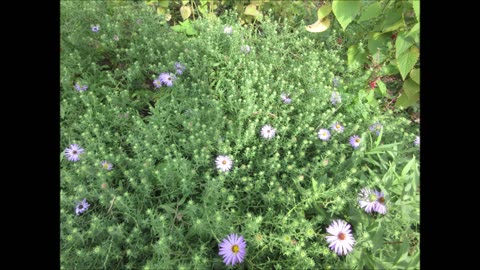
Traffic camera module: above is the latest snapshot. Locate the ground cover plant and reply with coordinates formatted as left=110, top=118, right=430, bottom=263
left=61, top=1, right=419, bottom=269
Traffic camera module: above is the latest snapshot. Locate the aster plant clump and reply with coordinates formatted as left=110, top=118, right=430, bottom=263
left=60, top=2, right=420, bottom=269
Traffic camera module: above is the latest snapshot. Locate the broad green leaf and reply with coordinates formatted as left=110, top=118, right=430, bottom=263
left=305, top=18, right=330, bottom=33
left=181, top=0, right=189, bottom=5
left=157, top=7, right=166, bottom=15
left=206, top=12, right=217, bottom=21
left=185, top=25, right=198, bottom=35
left=332, top=0, right=361, bottom=30
left=180, top=5, right=192, bottom=20
left=395, top=32, right=415, bottom=58
left=198, top=5, right=208, bottom=16
left=376, top=80, right=387, bottom=96
left=407, top=23, right=420, bottom=44
left=382, top=60, right=399, bottom=75
left=159, top=0, right=169, bottom=8
left=368, top=32, right=390, bottom=62
left=397, top=46, right=419, bottom=80
left=366, top=89, right=377, bottom=107
left=347, top=45, right=368, bottom=70
left=317, top=2, right=332, bottom=21
left=382, top=8, right=405, bottom=32
left=244, top=4, right=263, bottom=20
left=199, top=0, right=207, bottom=5
left=171, top=24, right=184, bottom=33
left=411, top=0, right=420, bottom=20
left=410, top=68, right=420, bottom=84
left=395, top=89, right=419, bottom=108
left=403, top=78, right=419, bottom=98
left=145, top=0, right=156, bottom=6
left=245, top=4, right=259, bottom=16
left=358, top=2, right=382, bottom=22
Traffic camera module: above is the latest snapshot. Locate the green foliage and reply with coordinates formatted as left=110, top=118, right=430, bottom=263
left=332, top=0, right=361, bottom=30
left=310, top=0, right=420, bottom=110
left=317, top=2, right=332, bottom=20
left=171, top=19, right=199, bottom=35
left=61, top=1, right=419, bottom=269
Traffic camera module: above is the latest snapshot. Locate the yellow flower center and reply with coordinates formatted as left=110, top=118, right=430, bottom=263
left=355, top=138, right=360, bottom=143
left=231, top=244, right=240, bottom=253
left=337, top=232, right=346, bottom=240
left=222, top=160, right=227, bottom=165
left=103, top=163, right=109, bottom=169
left=336, top=124, right=340, bottom=129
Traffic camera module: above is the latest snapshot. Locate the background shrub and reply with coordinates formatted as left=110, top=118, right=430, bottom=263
left=61, top=1, right=419, bottom=269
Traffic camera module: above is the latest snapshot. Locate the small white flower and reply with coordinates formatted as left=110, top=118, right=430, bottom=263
left=331, top=122, right=344, bottom=133
left=261, top=125, right=276, bottom=139
left=281, top=93, right=292, bottom=104
left=215, top=155, right=233, bottom=172
left=331, top=91, right=342, bottom=105
left=240, top=45, right=251, bottom=54
left=358, top=188, right=377, bottom=213
left=224, top=26, right=233, bottom=34
left=318, top=128, right=331, bottom=141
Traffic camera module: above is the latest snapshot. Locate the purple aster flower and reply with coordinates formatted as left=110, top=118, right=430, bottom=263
left=159, top=72, right=176, bottom=87
left=215, top=155, right=233, bottom=172
left=358, top=188, right=377, bottom=213
left=153, top=78, right=162, bottom=88
left=91, top=25, right=100, bottom=32
left=74, top=83, right=88, bottom=92
left=414, top=136, right=420, bottom=146
left=318, top=128, right=331, bottom=141
left=332, top=122, right=344, bottom=133
left=101, top=160, right=113, bottom=170
left=330, top=91, right=342, bottom=105
left=240, top=45, right=251, bottom=54
left=64, top=144, right=85, bottom=162
left=219, top=233, right=247, bottom=266
left=75, top=199, right=90, bottom=215
left=281, top=93, right=292, bottom=104
left=174, top=62, right=186, bottom=75
left=349, top=135, right=361, bottom=149
left=358, top=188, right=387, bottom=214
left=369, top=122, right=382, bottom=136
left=224, top=26, right=233, bottom=34
left=373, top=191, right=387, bottom=214
left=261, top=125, right=276, bottom=139
left=326, top=220, right=355, bottom=256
